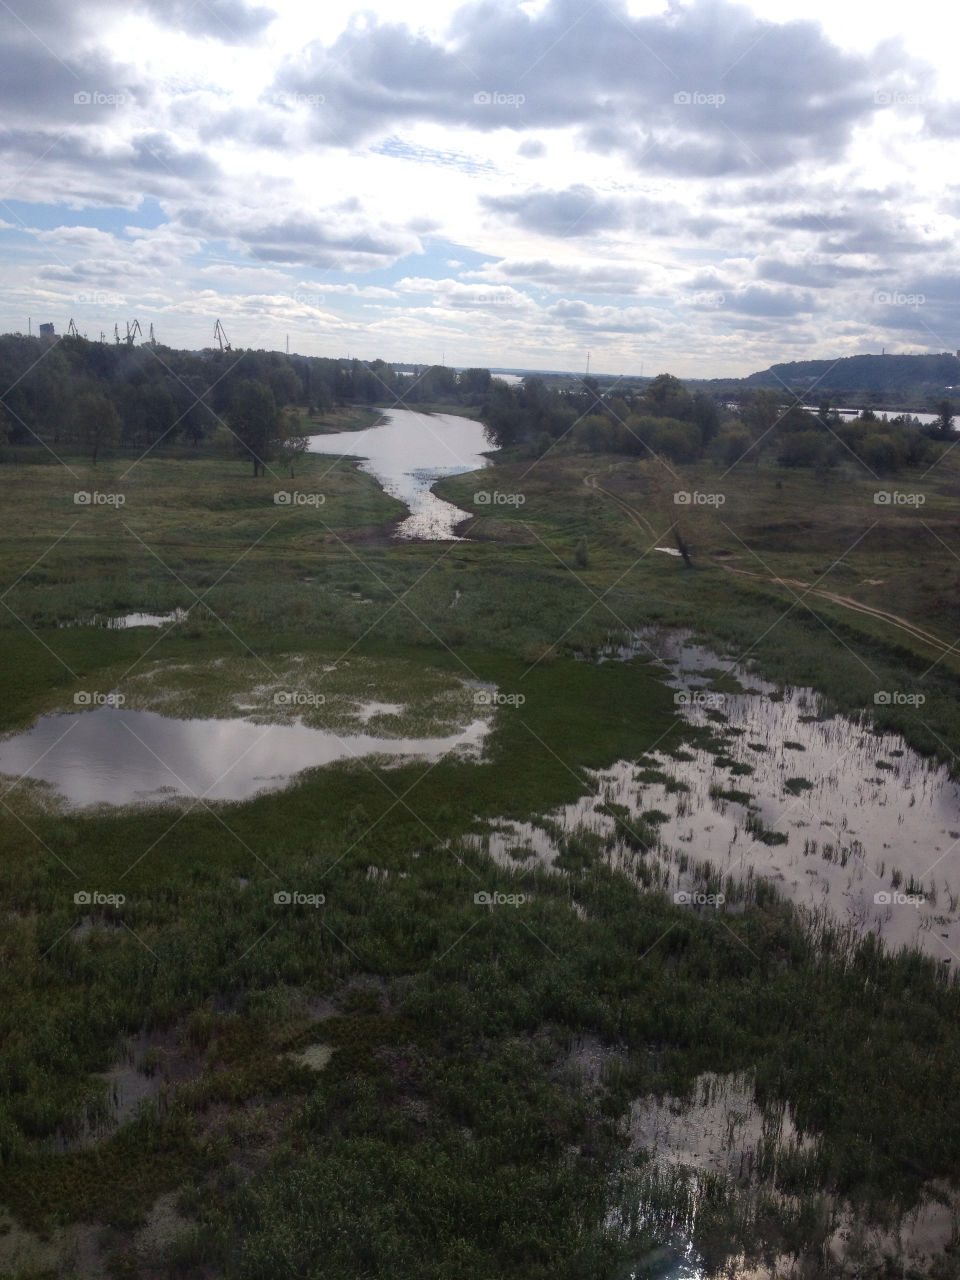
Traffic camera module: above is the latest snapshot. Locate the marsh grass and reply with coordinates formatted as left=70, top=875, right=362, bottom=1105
left=3, top=445, right=960, bottom=1275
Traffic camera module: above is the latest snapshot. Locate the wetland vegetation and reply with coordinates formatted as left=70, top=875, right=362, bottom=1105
left=2, top=348, right=960, bottom=1277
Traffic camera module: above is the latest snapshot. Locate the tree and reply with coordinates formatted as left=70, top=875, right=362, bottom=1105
left=267, top=364, right=303, bottom=408
left=778, top=430, right=834, bottom=469
left=277, top=412, right=310, bottom=478
left=72, top=391, right=121, bottom=464
left=936, top=398, right=955, bottom=438
left=228, top=379, right=279, bottom=476
left=459, top=367, right=492, bottom=398
left=643, top=373, right=692, bottom=420
left=692, top=392, right=720, bottom=445
left=484, top=379, right=525, bottom=449
left=741, top=388, right=782, bottom=435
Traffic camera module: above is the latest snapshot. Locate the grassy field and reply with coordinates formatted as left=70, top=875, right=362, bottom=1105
left=2, top=431, right=960, bottom=1277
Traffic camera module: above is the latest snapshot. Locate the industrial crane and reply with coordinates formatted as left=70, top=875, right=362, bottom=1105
left=125, top=320, right=142, bottom=346
left=148, top=323, right=157, bottom=345
left=214, top=319, right=232, bottom=352
left=67, top=318, right=79, bottom=338
left=114, top=324, right=121, bottom=345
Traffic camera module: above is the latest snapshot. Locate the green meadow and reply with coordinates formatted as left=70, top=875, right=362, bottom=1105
left=2, top=431, right=960, bottom=1277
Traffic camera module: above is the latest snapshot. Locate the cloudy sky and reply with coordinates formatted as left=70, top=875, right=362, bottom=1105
left=0, top=0, right=957, bottom=376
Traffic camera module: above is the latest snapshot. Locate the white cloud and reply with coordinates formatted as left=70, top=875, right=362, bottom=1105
left=0, top=0, right=958, bottom=372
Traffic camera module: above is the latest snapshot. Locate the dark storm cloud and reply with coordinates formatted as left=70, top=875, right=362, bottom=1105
left=271, top=0, right=922, bottom=176
left=719, top=286, right=817, bottom=316
left=479, top=186, right=719, bottom=240
left=178, top=206, right=422, bottom=272
left=140, top=0, right=275, bottom=41
left=817, top=220, right=950, bottom=257
left=480, top=259, right=649, bottom=295
left=0, top=128, right=220, bottom=205
left=546, top=298, right=663, bottom=334
left=480, top=186, right=625, bottom=237
left=755, top=259, right=883, bottom=287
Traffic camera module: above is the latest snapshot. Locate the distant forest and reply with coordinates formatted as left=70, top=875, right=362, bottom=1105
left=690, top=352, right=960, bottom=410
left=0, top=333, right=952, bottom=477
left=485, top=372, right=951, bottom=476
left=0, top=333, right=492, bottom=449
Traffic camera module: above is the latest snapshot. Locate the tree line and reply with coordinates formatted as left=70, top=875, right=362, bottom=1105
left=0, top=333, right=493, bottom=469
left=483, top=373, right=949, bottom=475
left=0, top=331, right=949, bottom=477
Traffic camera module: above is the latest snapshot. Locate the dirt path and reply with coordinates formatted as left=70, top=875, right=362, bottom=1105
left=583, top=471, right=958, bottom=658
left=583, top=471, right=658, bottom=538
left=720, top=565, right=956, bottom=656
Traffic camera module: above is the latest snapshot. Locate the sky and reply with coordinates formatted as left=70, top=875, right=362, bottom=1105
left=0, top=0, right=957, bottom=377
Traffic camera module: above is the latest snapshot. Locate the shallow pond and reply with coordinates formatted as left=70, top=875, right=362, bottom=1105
left=477, top=628, right=960, bottom=961
left=614, top=1070, right=957, bottom=1279
left=0, top=704, right=488, bottom=807
left=307, top=408, right=491, bottom=539
left=60, top=608, right=190, bottom=629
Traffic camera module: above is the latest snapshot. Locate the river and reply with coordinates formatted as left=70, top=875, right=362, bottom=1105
left=307, top=408, right=492, bottom=540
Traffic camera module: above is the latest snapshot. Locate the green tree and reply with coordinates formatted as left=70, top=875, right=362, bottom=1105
left=692, top=392, right=720, bottom=445
left=267, top=364, right=303, bottom=408
left=936, top=398, right=954, bottom=437
left=72, top=391, right=121, bottom=464
left=484, top=379, right=525, bottom=449
left=277, top=412, right=310, bottom=478
left=459, top=367, right=492, bottom=398
left=229, top=379, right=279, bottom=476
left=643, top=373, right=692, bottom=420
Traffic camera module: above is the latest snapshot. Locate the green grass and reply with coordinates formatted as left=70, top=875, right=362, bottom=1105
left=2, top=436, right=960, bottom=1277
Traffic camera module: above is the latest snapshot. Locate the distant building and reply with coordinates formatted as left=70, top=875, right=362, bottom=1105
left=38, top=322, right=56, bottom=342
